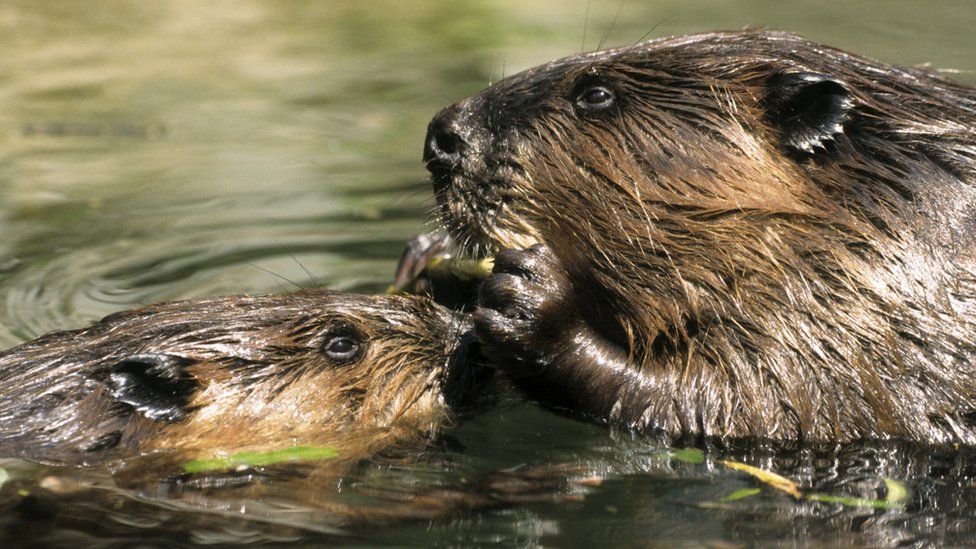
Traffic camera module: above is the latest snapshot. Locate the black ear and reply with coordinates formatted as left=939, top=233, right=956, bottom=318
left=766, top=72, right=854, bottom=155
left=107, top=354, right=198, bottom=422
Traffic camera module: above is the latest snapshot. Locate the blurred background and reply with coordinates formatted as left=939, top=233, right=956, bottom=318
left=1, top=2, right=975, bottom=545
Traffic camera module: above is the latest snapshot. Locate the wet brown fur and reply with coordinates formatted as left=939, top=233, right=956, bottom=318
left=431, top=31, right=976, bottom=445
left=0, top=290, right=478, bottom=467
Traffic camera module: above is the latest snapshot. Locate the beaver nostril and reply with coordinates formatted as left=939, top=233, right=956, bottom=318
left=424, top=106, right=466, bottom=171
left=433, top=130, right=461, bottom=157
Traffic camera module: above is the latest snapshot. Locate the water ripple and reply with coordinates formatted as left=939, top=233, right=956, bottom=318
left=0, top=187, right=429, bottom=346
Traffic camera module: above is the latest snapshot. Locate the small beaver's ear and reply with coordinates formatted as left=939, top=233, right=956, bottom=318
left=765, top=72, right=854, bottom=155
left=107, top=354, right=198, bottom=422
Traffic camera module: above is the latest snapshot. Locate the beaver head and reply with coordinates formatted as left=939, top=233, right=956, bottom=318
left=424, top=30, right=976, bottom=444
left=0, top=291, right=484, bottom=466
left=425, top=30, right=976, bottom=255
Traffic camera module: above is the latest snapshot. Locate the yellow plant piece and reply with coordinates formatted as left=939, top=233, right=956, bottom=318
left=719, top=460, right=801, bottom=498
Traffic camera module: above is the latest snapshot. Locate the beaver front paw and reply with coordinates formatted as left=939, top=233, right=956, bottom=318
left=473, top=244, right=576, bottom=377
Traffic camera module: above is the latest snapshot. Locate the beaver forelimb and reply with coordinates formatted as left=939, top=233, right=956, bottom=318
left=474, top=245, right=653, bottom=426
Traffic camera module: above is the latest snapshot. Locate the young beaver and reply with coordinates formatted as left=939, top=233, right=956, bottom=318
left=421, top=30, right=976, bottom=446
left=0, top=291, right=482, bottom=467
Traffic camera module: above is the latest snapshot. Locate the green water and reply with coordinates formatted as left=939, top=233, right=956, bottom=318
left=1, top=1, right=976, bottom=546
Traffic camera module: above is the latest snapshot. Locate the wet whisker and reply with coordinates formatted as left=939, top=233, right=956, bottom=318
left=245, top=261, right=306, bottom=291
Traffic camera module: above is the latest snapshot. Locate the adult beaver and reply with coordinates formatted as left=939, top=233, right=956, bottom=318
left=0, top=290, right=483, bottom=467
left=420, top=30, right=976, bottom=446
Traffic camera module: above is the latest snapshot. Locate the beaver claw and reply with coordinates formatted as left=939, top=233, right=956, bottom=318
left=473, top=245, right=576, bottom=377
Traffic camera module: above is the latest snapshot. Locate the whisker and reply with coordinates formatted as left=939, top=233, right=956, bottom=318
left=598, top=0, right=626, bottom=50
left=581, top=0, right=592, bottom=52
left=290, top=254, right=322, bottom=288
left=244, top=261, right=306, bottom=291
left=625, top=14, right=674, bottom=54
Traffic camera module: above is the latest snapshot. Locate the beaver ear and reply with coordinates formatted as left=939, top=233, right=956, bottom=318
left=766, top=72, right=853, bottom=155
left=107, top=354, right=198, bottom=422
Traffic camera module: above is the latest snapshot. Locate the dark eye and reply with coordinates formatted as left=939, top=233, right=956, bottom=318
left=322, top=327, right=364, bottom=364
left=576, top=85, right=615, bottom=110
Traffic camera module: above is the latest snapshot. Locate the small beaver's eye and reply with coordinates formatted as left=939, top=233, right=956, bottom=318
left=326, top=337, right=357, bottom=356
left=576, top=85, right=615, bottom=110
left=322, top=326, right=364, bottom=364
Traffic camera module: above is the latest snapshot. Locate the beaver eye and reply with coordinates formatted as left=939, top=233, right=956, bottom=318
left=322, top=326, right=364, bottom=364
left=326, top=337, right=357, bottom=355
left=576, top=85, right=615, bottom=110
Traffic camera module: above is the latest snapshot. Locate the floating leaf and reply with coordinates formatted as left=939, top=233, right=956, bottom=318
left=884, top=478, right=908, bottom=504
left=668, top=448, right=705, bottom=464
left=721, top=488, right=761, bottom=502
left=806, top=492, right=905, bottom=510
left=694, top=501, right=735, bottom=510
left=182, top=446, right=339, bottom=473
left=719, top=460, right=801, bottom=498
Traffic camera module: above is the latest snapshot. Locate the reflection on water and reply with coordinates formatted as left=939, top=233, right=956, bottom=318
left=1, top=0, right=975, bottom=546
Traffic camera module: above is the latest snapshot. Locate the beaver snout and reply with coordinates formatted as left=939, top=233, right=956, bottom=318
left=424, top=104, right=465, bottom=175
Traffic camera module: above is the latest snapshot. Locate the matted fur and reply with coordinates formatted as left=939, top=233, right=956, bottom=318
left=430, top=31, right=976, bottom=445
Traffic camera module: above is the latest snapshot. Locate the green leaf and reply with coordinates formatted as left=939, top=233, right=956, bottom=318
left=721, top=488, right=761, bottom=502
left=0, top=468, right=8, bottom=490
left=884, top=478, right=908, bottom=504
left=181, top=446, right=340, bottom=473
left=668, top=448, right=705, bottom=464
left=806, top=492, right=905, bottom=510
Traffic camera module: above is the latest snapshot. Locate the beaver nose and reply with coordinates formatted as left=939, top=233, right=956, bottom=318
left=424, top=105, right=465, bottom=173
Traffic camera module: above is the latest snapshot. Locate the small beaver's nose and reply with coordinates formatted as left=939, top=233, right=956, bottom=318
left=424, top=105, right=465, bottom=171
